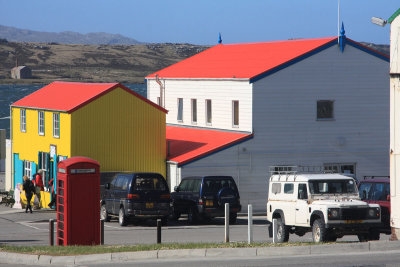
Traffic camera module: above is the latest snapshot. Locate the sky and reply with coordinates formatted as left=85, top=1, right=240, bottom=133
left=0, top=0, right=398, bottom=45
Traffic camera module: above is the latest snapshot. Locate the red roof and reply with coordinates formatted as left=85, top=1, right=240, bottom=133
left=147, top=37, right=337, bottom=80
left=12, top=81, right=167, bottom=113
left=167, top=126, right=253, bottom=166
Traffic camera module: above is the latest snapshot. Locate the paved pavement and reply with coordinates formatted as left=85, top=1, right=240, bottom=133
left=0, top=204, right=399, bottom=266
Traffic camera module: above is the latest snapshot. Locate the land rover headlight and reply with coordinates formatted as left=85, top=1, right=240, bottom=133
left=328, top=208, right=340, bottom=219
left=368, top=207, right=380, bottom=218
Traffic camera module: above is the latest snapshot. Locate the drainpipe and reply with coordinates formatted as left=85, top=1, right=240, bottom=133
left=155, top=74, right=164, bottom=108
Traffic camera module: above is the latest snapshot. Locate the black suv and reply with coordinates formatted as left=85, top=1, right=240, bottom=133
left=171, top=176, right=241, bottom=224
left=100, top=173, right=170, bottom=226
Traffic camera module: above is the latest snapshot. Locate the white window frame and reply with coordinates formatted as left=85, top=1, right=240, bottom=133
left=38, top=111, right=45, bottom=135
left=191, top=99, right=197, bottom=124
left=177, top=98, right=183, bottom=122
left=206, top=99, right=212, bottom=125
left=20, top=109, right=26, bottom=132
left=232, top=100, right=239, bottom=127
left=24, top=160, right=32, bottom=178
left=53, top=113, right=60, bottom=138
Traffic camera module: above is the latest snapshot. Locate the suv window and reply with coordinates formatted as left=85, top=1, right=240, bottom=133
left=359, top=182, right=372, bottom=199
left=203, top=178, right=237, bottom=194
left=134, top=176, right=167, bottom=191
left=114, top=176, right=125, bottom=189
left=298, top=183, right=308, bottom=199
left=271, top=183, right=281, bottom=194
left=309, top=179, right=357, bottom=194
left=121, top=177, right=129, bottom=190
left=179, top=179, right=192, bottom=192
left=284, top=183, right=294, bottom=194
left=360, top=182, right=390, bottom=201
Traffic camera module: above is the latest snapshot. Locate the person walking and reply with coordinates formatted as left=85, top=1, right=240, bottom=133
left=33, top=170, right=44, bottom=208
left=48, top=178, right=56, bottom=209
left=22, top=176, right=34, bottom=213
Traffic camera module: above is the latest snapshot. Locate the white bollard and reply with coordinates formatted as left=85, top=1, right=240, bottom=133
left=248, top=204, right=253, bottom=244
left=225, top=203, right=229, bottom=243
left=272, top=218, right=277, bottom=243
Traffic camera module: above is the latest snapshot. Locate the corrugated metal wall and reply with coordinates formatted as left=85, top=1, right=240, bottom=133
left=12, top=107, right=71, bottom=162
left=70, top=87, right=166, bottom=176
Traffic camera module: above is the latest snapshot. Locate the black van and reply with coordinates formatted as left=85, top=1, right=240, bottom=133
left=171, top=176, right=241, bottom=224
left=100, top=173, right=170, bottom=226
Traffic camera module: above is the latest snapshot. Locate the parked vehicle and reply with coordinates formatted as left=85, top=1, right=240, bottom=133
left=171, top=176, right=241, bottom=224
left=266, top=167, right=382, bottom=243
left=100, top=173, right=170, bottom=226
left=358, top=176, right=391, bottom=234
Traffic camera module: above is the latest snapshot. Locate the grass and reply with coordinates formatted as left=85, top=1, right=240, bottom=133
left=0, top=242, right=317, bottom=256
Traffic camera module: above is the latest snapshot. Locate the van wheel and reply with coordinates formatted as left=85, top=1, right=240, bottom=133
left=119, top=207, right=127, bottom=226
left=276, top=218, right=289, bottom=243
left=312, top=219, right=327, bottom=242
left=229, top=213, right=237, bottom=224
left=100, top=204, right=110, bottom=222
left=187, top=207, right=198, bottom=224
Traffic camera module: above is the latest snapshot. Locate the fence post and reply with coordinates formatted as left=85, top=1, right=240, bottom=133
left=225, top=203, right=229, bottom=243
left=157, top=219, right=162, bottom=244
left=248, top=204, right=253, bottom=244
left=49, top=219, right=54, bottom=246
left=100, top=219, right=104, bottom=245
left=272, top=218, right=277, bottom=243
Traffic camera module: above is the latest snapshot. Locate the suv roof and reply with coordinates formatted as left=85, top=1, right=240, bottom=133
left=182, top=176, right=234, bottom=180
left=270, top=173, right=353, bottom=182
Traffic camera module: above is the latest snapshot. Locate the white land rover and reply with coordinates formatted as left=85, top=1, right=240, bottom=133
left=266, top=168, right=382, bottom=243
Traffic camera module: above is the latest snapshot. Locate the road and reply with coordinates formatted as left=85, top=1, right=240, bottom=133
left=0, top=206, right=391, bottom=246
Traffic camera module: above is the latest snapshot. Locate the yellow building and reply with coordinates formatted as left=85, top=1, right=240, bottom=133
left=11, top=81, right=167, bottom=206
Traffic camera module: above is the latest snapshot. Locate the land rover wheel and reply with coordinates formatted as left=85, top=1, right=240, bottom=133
left=276, top=218, right=289, bottom=243
left=312, top=219, right=328, bottom=243
left=187, top=207, right=198, bottom=224
left=119, top=207, right=127, bottom=226
left=100, top=204, right=110, bottom=222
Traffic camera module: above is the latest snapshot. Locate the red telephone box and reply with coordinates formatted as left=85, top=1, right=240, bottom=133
left=56, top=156, right=100, bottom=246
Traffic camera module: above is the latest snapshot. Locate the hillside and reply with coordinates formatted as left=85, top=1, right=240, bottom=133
left=0, top=40, right=210, bottom=84
left=0, top=25, right=142, bottom=45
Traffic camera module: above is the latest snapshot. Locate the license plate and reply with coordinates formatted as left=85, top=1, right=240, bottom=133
left=345, top=220, right=362, bottom=224
left=146, top=202, right=154, bottom=209
left=206, top=200, right=213, bottom=206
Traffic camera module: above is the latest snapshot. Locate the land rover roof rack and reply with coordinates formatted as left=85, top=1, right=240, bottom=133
left=269, top=166, right=337, bottom=181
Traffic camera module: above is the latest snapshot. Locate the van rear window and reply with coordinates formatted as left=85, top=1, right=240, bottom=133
left=203, top=178, right=237, bottom=194
left=134, top=176, right=167, bottom=191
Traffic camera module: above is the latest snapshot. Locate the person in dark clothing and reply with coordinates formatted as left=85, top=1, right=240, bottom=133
left=48, top=178, right=56, bottom=208
left=23, top=175, right=34, bottom=213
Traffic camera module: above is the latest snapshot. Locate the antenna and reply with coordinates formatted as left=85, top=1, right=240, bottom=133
left=337, top=0, right=340, bottom=43
left=218, top=32, right=222, bottom=44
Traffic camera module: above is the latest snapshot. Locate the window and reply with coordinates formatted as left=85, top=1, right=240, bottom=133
left=20, top=109, right=26, bottom=132
left=53, top=113, right=60, bottom=138
left=24, top=161, right=32, bottom=178
left=206, top=99, right=212, bottom=125
left=38, top=111, right=45, bottom=135
left=298, top=184, right=308, bottom=199
left=317, top=100, right=334, bottom=120
left=271, top=183, right=281, bottom=194
left=324, top=163, right=355, bottom=177
left=232, top=100, right=239, bottom=127
left=284, top=183, right=294, bottom=194
left=191, top=99, right=197, bottom=124
left=39, top=152, right=49, bottom=185
left=309, top=179, right=357, bottom=194
left=177, top=98, right=183, bottom=122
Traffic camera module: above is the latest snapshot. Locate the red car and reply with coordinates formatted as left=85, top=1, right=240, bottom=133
left=358, top=177, right=391, bottom=234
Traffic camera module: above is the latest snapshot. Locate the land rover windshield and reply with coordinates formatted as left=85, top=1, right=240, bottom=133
left=309, top=179, right=357, bottom=194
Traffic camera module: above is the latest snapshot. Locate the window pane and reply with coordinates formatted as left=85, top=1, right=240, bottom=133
left=284, top=183, right=294, bottom=194
left=233, top=101, right=239, bottom=126
left=53, top=113, right=60, bottom=137
left=20, top=109, right=26, bottom=132
left=38, top=111, right=45, bottom=134
left=191, top=99, right=197, bottom=123
left=177, top=98, right=183, bottom=121
left=206, top=100, right=212, bottom=124
left=317, top=100, right=334, bottom=119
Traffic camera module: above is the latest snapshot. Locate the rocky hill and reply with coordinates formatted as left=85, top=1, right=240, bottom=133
left=0, top=25, right=142, bottom=45
left=0, top=39, right=210, bottom=84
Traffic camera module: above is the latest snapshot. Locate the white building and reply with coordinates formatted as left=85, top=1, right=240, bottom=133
left=146, top=31, right=390, bottom=212
left=389, top=8, right=400, bottom=240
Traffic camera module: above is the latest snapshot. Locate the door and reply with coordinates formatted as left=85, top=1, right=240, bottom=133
left=295, top=183, right=309, bottom=225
